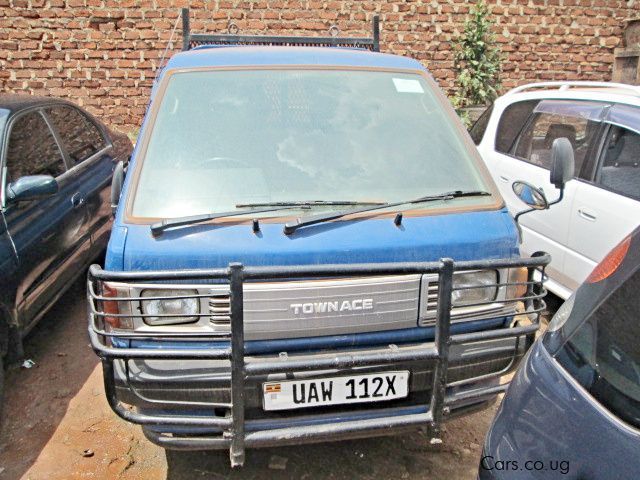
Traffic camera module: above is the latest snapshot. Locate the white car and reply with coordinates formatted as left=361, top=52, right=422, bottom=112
left=472, top=81, right=640, bottom=299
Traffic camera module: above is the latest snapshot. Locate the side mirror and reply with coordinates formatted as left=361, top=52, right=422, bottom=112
left=110, top=160, right=125, bottom=216
left=6, top=175, right=58, bottom=203
left=512, top=181, right=548, bottom=210
left=549, top=137, right=575, bottom=189
left=512, top=137, right=576, bottom=230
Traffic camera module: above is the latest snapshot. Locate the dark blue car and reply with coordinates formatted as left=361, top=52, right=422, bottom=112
left=480, top=226, right=640, bottom=479
left=0, top=95, right=132, bottom=394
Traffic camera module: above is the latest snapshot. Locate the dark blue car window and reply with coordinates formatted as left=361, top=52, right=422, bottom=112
left=0, top=109, right=9, bottom=137
left=45, top=106, right=106, bottom=164
left=5, top=111, right=66, bottom=182
left=556, top=268, right=640, bottom=429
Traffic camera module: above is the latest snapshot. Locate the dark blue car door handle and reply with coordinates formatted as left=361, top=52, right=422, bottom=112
left=71, top=192, right=85, bottom=208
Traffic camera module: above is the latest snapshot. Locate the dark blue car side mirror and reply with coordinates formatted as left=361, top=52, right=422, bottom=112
left=6, top=175, right=58, bottom=203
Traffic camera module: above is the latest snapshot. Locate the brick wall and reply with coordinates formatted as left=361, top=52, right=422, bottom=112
left=1, top=0, right=638, bottom=131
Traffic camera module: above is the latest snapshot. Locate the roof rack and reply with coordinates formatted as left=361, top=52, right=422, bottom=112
left=506, top=81, right=640, bottom=96
left=181, top=8, right=380, bottom=52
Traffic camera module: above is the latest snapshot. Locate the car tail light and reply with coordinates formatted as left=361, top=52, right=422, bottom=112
left=586, top=235, right=631, bottom=284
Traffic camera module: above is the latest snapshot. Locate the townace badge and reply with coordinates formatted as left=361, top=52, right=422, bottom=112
left=290, top=299, right=374, bottom=315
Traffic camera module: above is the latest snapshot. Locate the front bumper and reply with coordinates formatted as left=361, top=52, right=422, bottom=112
left=88, top=256, right=549, bottom=466
left=112, top=329, right=522, bottom=416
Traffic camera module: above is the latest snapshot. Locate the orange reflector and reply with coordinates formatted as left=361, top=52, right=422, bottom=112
left=586, top=235, right=631, bottom=284
left=507, top=267, right=528, bottom=300
left=101, top=283, right=120, bottom=329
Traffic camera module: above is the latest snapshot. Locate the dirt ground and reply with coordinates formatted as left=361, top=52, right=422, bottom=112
left=0, top=279, right=499, bottom=480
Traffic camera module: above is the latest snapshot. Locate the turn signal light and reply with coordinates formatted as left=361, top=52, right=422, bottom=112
left=101, top=283, right=121, bottom=330
left=507, top=267, right=528, bottom=300
left=586, top=235, right=631, bottom=284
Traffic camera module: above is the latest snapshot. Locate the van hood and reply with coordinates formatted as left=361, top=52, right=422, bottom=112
left=107, top=209, right=519, bottom=271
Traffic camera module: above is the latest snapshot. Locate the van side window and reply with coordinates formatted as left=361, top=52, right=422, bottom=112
left=598, top=125, right=640, bottom=201
left=469, top=105, right=493, bottom=145
left=45, top=106, right=107, bottom=164
left=495, top=100, right=538, bottom=154
left=5, top=111, right=66, bottom=183
left=556, top=268, right=640, bottom=429
left=513, top=112, right=597, bottom=174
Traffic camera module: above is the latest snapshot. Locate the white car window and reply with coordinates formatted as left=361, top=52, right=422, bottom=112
left=494, top=100, right=538, bottom=154
left=513, top=101, right=604, bottom=174
left=599, top=125, right=640, bottom=201
left=469, top=104, right=493, bottom=145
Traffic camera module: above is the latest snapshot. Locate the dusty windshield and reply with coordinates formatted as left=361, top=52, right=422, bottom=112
left=132, top=69, right=491, bottom=219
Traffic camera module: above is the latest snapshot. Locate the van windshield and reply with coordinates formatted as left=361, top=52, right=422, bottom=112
left=132, top=69, right=491, bottom=219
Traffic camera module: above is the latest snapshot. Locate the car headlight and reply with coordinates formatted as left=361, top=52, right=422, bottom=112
left=451, top=270, right=498, bottom=307
left=140, top=289, right=200, bottom=325
left=547, top=293, right=576, bottom=332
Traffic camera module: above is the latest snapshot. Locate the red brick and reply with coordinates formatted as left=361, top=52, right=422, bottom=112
left=0, top=1, right=634, bottom=130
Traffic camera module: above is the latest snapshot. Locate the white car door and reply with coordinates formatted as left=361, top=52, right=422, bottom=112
left=566, top=104, right=640, bottom=286
left=479, top=99, right=607, bottom=298
left=475, top=99, right=538, bottom=188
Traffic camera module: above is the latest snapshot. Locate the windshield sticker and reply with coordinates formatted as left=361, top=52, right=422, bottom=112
left=392, top=78, right=424, bottom=94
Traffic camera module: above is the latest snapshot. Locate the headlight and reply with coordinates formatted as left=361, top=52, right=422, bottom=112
left=451, top=270, right=498, bottom=307
left=547, top=293, right=575, bottom=332
left=140, top=289, right=200, bottom=325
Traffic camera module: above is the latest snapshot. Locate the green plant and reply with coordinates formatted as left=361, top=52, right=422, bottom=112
left=452, top=0, right=502, bottom=110
left=127, top=127, right=140, bottom=145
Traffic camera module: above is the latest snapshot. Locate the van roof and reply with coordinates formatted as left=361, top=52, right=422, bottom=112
left=164, top=45, right=425, bottom=72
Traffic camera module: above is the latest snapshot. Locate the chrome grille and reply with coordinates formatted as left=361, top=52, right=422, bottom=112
left=243, top=275, right=421, bottom=340
left=209, top=294, right=231, bottom=327
left=419, top=274, right=516, bottom=326
left=425, top=281, right=439, bottom=314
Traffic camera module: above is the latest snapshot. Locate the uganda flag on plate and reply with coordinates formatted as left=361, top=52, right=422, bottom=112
left=264, top=383, right=281, bottom=394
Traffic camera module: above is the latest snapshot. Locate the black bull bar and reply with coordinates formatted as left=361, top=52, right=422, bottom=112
left=87, top=254, right=549, bottom=467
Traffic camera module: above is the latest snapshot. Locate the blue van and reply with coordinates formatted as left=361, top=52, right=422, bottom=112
left=88, top=11, right=564, bottom=466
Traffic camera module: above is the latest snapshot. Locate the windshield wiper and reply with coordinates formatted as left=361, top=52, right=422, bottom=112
left=283, top=190, right=491, bottom=235
left=151, top=206, right=300, bottom=237
left=236, top=200, right=386, bottom=208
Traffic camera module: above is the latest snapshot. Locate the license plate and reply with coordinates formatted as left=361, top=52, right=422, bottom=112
left=263, top=371, right=409, bottom=411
